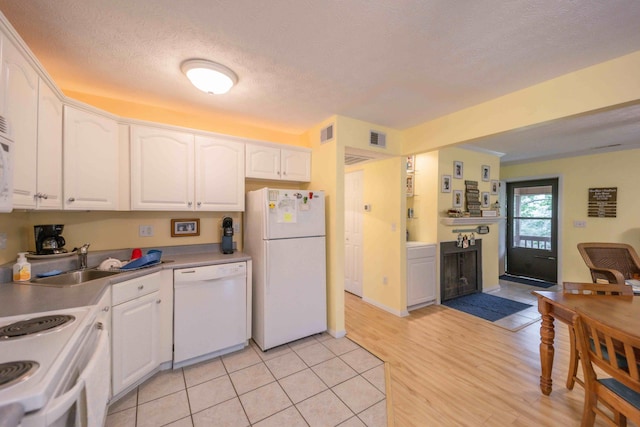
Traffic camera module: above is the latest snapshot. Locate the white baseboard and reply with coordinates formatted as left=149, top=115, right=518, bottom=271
left=327, top=328, right=346, bottom=338
left=362, top=296, right=409, bottom=317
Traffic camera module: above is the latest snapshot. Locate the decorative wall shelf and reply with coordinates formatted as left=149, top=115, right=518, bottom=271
left=440, top=217, right=505, bottom=226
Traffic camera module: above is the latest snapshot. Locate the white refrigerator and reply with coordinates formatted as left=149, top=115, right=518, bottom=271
left=245, top=188, right=327, bottom=351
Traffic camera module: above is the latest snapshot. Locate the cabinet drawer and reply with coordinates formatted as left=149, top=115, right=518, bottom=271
left=112, top=272, right=161, bottom=306
left=407, top=245, right=436, bottom=260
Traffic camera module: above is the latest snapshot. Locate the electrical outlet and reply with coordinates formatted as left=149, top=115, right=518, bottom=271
left=0, top=232, right=6, bottom=249
left=233, top=222, right=240, bottom=233
left=383, top=276, right=388, bottom=285
left=139, top=225, right=154, bottom=237
left=573, top=220, right=587, bottom=228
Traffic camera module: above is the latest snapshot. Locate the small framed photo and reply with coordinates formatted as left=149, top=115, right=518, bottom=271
left=481, top=165, right=490, bottom=181
left=482, top=192, right=490, bottom=208
left=491, top=180, right=499, bottom=195
left=441, top=175, right=452, bottom=193
left=406, top=173, right=414, bottom=197
left=453, top=190, right=463, bottom=208
left=406, top=156, right=415, bottom=172
left=453, top=161, right=463, bottom=179
left=171, top=218, right=200, bottom=237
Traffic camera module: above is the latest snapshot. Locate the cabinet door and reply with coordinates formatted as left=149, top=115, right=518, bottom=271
left=36, top=80, right=62, bottom=209
left=63, top=106, right=119, bottom=210
left=131, top=125, right=194, bottom=210
left=407, top=255, right=437, bottom=307
left=112, top=291, right=161, bottom=396
left=2, top=39, right=38, bottom=208
left=281, top=149, right=311, bottom=182
left=245, top=144, right=280, bottom=179
left=195, top=135, right=244, bottom=211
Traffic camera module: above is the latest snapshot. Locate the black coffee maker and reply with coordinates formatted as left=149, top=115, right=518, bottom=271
left=34, top=224, right=67, bottom=255
left=221, top=217, right=234, bottom=254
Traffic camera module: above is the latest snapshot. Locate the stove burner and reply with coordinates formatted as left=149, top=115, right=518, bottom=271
left=0, top=315, right=75, bottom=339
left=0, top=361, right=39, bottom=389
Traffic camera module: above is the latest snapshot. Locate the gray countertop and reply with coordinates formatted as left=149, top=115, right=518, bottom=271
left=0, top=245, right=250, bottom=317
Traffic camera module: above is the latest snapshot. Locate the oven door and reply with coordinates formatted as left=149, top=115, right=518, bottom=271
left=21, top=321, right=110, bottom=427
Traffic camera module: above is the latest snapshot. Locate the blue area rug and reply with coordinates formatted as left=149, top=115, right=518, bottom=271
left=499, top=274, right=556, bottom=289
left=443, top=293, right=532, bottom=322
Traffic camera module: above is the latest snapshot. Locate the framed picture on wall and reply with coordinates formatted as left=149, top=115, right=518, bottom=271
left=482, top=192, right=490, bottom=208
left=441, top=175, right=452, bottom=193
left=481, top=165, right=490, bottom=181
left=453, top=190, right=463, bottom=208
left=171, top=218, right=200, bottom=237
left=453, top=161, right=463, bottom=179
left=406, top=156, right=415, bottom=172
left=491, top=180, right=499, bottom=195
left=406, top=173, right=414, bottom=197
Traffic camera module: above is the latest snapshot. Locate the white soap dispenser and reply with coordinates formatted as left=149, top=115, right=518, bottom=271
left=13, top=252, right=31, bottom=282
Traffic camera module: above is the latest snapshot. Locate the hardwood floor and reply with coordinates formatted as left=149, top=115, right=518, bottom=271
left=344, top=291, right=631, bottom=427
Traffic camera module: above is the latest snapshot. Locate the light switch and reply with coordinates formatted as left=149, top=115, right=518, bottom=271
left=573, top=220, right=587, bottom=228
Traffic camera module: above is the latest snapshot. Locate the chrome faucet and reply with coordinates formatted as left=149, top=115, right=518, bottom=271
left=78, top=243, right=90, bottom=269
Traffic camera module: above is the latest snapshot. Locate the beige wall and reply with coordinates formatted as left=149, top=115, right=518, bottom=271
left=501, top=148, right=640, bottom=283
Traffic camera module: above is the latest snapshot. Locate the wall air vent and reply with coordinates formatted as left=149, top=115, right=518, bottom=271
left=320, top=124, right=334, bottom=144
left=369, top=130, right=386, bottom=148
left=0, top=115, right=8, bottom=137
left=344, top=147, right=392, bottom=166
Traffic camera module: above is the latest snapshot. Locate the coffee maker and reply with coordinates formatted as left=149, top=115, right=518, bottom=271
left=221, top=217, right=234, bottom=254
left=34, top=224, right=67, bottom=255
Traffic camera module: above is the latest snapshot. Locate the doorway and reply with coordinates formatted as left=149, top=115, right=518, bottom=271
left=506, top=178, right=558, bottom=283
left=345, top=171, right=364, bottom=297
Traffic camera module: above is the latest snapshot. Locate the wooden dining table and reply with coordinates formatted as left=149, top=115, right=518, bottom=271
left=532, top=290, right=640, bottom=395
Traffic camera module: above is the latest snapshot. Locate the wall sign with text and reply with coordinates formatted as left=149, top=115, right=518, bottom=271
left=588, top=187, right=617, bottom=218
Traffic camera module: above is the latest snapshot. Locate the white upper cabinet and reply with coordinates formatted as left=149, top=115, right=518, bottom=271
left=195, top=135, right=244, bottom=211
left=130, top=125, right=195, bottom=211
left=63, top=106, right=119, bottom=210
left=281, top=148, right=311, bottom=182
left=1, top=37, right=38, bottom=208
left=245, top=143, right=311, bottom=182
left=131, top=125, right=245, bottom=211
left=35, top=80, right=63, bottom=209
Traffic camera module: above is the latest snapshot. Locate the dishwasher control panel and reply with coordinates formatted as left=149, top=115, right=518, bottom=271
left=174, top=262, right=246, bottom=282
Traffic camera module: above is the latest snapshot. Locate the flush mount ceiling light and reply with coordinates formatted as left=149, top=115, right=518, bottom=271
left=181, top=59, right=238, bottom=95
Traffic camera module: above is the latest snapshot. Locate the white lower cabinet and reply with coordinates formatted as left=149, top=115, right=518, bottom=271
left=111, top=273, right=162, bottom=396
left=407, top=243, right=437, bottom=309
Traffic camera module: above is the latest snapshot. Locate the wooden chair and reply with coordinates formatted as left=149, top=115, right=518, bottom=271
left=563, top=282, right=633, bottom=390
left=573, top=311, right=640, bottom=426
left=577, top=243, right=640, bottom=285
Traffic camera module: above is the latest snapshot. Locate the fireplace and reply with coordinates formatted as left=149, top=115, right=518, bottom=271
left=440, top=240, right=482, bottom=302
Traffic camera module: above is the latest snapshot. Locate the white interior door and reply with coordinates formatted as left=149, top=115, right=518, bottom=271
left=345, top=171, right=363, bottom=297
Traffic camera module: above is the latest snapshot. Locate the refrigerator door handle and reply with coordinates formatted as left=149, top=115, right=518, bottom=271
left=265, top=248, right=270, bottom=295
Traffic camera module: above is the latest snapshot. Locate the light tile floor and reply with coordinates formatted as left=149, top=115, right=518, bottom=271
left=106, top=334, right=387, bottom=427
left=487, top=278, right=559, bottom=331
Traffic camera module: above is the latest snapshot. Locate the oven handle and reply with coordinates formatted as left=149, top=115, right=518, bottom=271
left=45, top=325, right=109, bottom=426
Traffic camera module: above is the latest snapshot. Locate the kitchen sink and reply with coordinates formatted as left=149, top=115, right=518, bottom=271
left=30, top=269, right=122, bottom=287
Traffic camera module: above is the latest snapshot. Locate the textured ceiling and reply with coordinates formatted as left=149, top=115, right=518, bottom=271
left=1, top=0, right=640, bottom=162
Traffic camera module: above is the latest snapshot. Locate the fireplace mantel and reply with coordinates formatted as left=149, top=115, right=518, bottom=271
left=440, top=217, right=505, bottom=226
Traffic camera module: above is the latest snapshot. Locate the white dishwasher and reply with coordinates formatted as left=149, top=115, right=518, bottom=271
left=173, top=262, right=247, bottom=368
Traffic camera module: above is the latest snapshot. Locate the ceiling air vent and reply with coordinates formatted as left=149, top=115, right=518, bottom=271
left=369, top=130, right=386, bottom=148
left=320, top=124, right=334, bottom=144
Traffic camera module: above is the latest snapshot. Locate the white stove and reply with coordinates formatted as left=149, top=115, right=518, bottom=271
left=0, top=306, right=96, bottom=414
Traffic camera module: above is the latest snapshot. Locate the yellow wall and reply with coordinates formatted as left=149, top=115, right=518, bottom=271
left=501, top=148, right=640, bottom=283
left=356, top=157, right=406, bottom=313
left=407, top=151, right=439, bottom=243
left=65, top=91, right=306, bottom=147
left=304, top=115, right=345, bottom=336
left=437, top=147, right=501, bottom=292
left=404, top=50, right=640, bottom=154
left=0, top=210, right=242, bottom=264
